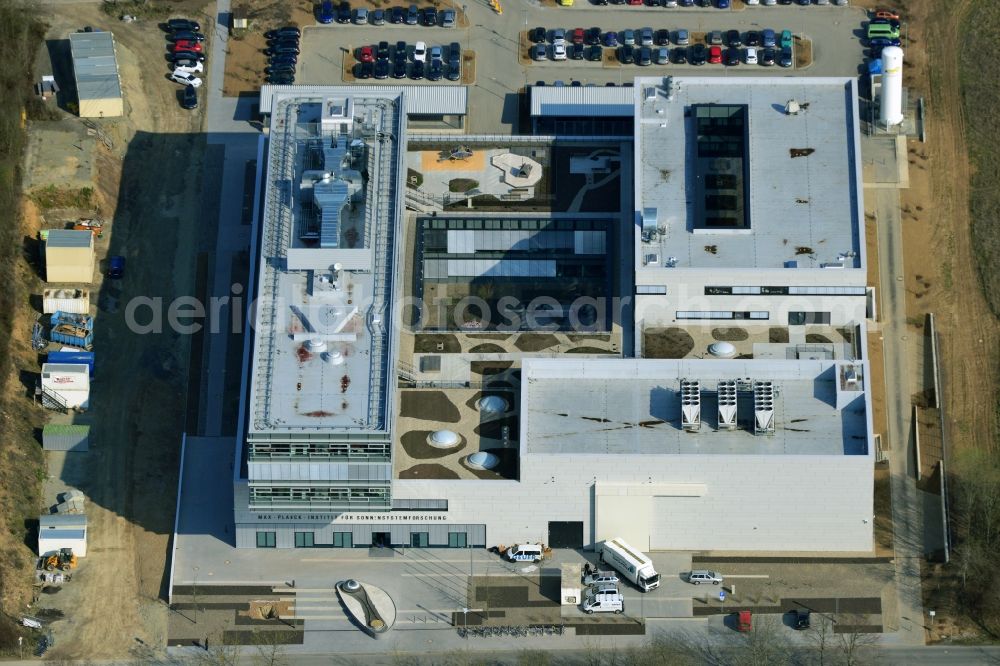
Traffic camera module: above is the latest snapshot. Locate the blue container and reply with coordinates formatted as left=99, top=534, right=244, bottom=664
left=49, top=311, right=94, bottom=350
left=47, top=351, right=95, bottom=377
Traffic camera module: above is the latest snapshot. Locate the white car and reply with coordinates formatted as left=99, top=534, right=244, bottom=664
left=170, top=71, right=202, bottom=88
left=413, top=41, right=427, bottom=62
left=745, top=47, right=758, bottom=65
left=173, top=61, right=204, bottom=74
left=745, top=0, right=758, bottom=4
left=552, top=43, right=567, bottom=61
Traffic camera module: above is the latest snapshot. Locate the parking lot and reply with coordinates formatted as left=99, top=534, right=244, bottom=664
left=279, top=4, right=868, bottom=131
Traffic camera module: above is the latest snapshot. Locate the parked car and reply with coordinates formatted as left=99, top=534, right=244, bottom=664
left=744, top=46, right=758, bottom=65
left=779, top=47, right=793, bottom=67
left=392, top=58, right=407, bottom=78
left=572, top=28, right=585, bottom=45
left=170, top=50, right=205, bottom=63
left=622, top=29, right=635, bottom=46
left=169, top=70, right=202, bottom=87
left=552, top=42, right=567, bottom=60
left=675, top=29, right=689, bottom=45
left=875, top=9, right=901, bottom=20
left=530, top=27, right=546, bottom=43
left=716, top=0, right=730, bottom=7
left=372, top=59, right=388, bottom=79
left=603, top=31, right=619, bottom=47
left=727, top=29, right=741, bottom=47
left=269, top=53, right=298, bottom=66
left=671, top=46, right=687, bottom=64
left=412, top=41, right=427, bottom=61
left=793, top=610, right=811, bottom=630
left=587, top=27, right=602, bottom=45
left=762, top=28, right=776, bottom=48
left=780, top=29, right=793, bottom=49
left=390, top=7, right=405, bottom=23
left=442, top=9, right=456, bottom=27
left=429, top=45, right=442, bottom=62
left=173, top=60, right=204, bottom=74
left=265, top=26, right=301, bottom=40
left=724, top=47, right=739, bottom=66
left=618, top=45, right=635, bottom=64
left=265, top=64, right=295, bottom=75
left=166, top=18, right=200, bottom=32
left=761, top=47, right=777, bottom=66
left=448, top=42, right=461, bottom=62
left=376, top=41, right=390, bottom=60
left=336, top=1, right=351, bottom=23
left=353, top=7, right=368, bottom=24
left=372, top=9, right=385, bottom=25
left=445, top=60, right=460, bottom=80
left=108, top=255, right=126, bottom=279
left=655, top=29, right=670, bottom=46
left=405, top=4, right=419, bottom=24
left=267, top=72, right=294, bottom=84
left=410, top=60, right=425, bottom=79
left=869, top=36, right=901, bottom=49
left=395, top=40, right=408, bottom=59
left=317, top=0, right=334, bottom=23
left=654, top=46, right=669, bottom=64
left=354, top=61, right=372, bottom=79
left=708, top=45, right=722, bottom=63
left=707, top=30, right=723, bottom=46
left=167, top=31, right=205, bottom=43
left=506, top=544, right=544, bottom=562
left=427, top=59, right=443, bottom=80
left=639, top=27, right=654, bottom=46
left=530, top=43, right=547, bottom=61
left=687, top=570, right=724, bottom=585
left=637, top=46, right=652, bottom=66
left=421, top=7, right=437, bottom=26
left=586, top=45, right=603, bottom=61
left=571, top=43, right=585, bottom=60
left=358, top=45, right=374, bottom=63
left=170, top=40, right=202, bottom=53
left=180, top=84, right=197, bottom=109
left=689, top=43, right=707, bottom=65
left=745, top=30, right=760, bottom=47
left=552, top=28, right=566, bottom=44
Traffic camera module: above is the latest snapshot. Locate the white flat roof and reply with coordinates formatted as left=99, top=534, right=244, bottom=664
left=522, top=358, right=870, bottom=457
left=260, top=85, right=467, bottom=116
left=530, top=86, right=635, bottom=117
left=635, top=76, right=864, bottom=271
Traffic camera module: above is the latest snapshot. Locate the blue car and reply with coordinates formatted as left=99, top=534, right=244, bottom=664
left=716, top=0, right=730, bottom=7
left=869, top=37, right=901, bottom=49
left=317, top=0, right=334, bottom=23
left=603, top=31, right=619, bottom=47
left=109, top=255, right=125, bottom=279
left=761, top=29, right=776, bottom=48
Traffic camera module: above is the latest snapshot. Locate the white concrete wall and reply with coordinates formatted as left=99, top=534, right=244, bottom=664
left=393, top=449, right=874, bottom=552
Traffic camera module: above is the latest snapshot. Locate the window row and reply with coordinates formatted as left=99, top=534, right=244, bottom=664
left=705, top=286, right=867, bottom=296
left=256, top=531, right=469, bottom=549
left=676, top=311, right=768, bottom=320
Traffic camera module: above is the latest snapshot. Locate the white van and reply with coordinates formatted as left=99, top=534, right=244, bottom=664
left=506, top=543, right=543, bottom=562
left=581, top=590, right=624, bottom=614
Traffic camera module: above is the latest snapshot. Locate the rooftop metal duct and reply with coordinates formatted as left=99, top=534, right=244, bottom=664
left=680, top=379, right=701, bottom=432
left=717, top=380, right=738, bottom=431
left=753, top=381, right=775, bottom=436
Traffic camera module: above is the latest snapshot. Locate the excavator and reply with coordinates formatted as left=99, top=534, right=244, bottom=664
left=42, top=548, right=77, bottom=572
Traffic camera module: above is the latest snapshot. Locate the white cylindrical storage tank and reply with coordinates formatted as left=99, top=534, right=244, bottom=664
left=880, top=47, right=904, bottom=127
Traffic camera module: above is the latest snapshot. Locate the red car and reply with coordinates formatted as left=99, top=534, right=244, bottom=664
left=170, top=40, right=202, bottom=53
left=708, top=45, right=722, bottom=64
left=628, top=0, right=642, bottom=5
left=874, top=9, right=900, bottom=20
left=571, top=28, right=585, bottom=45
left=359, top=45, right=374, bottom=63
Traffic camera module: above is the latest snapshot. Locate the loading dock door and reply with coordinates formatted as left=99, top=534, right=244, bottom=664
left=548, top=521, right=584, bottom=549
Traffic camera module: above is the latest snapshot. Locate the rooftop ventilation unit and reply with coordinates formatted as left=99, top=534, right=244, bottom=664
left=717, top=380, right=738, bottom=431
left=753, top=381, right=775, bottom=436
left=642, top=208, right=658, bottom=231
left=680, top=379, right=701, bottom=432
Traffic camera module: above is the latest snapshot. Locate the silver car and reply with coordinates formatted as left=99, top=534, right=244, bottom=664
left=584, top=571, right=620, bottom=587
left=688, top=570, right=724, bottom=585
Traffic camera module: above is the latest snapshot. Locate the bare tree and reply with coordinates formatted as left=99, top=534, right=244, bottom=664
left=836, top=629, right=879, bottom=666
left=804, top=612, right=835, bottom=666
left=733, top=614, right=793, bottom=666
left=251, top=629, right=288, bottom=666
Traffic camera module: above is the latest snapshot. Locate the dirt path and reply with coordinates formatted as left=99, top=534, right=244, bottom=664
left=888, top=0, right=1000, bottom=453
left=37, top=3, right=209, bottom=659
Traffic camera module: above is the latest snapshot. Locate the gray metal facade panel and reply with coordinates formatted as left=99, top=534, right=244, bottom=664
left=40, top=514, right=87, bottom=528
left=46, top=229, right=92, bottom=248
left=70, top=31, right=122, bottom=103
left=530, top=87, right=635, bottom=117
left=260, top=85, right=467, bottom=115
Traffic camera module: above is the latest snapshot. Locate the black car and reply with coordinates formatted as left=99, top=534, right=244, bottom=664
left=761, top=47, right=776, bottom=66
left=269, top=54, right=298, bottom=66
left=671, top=46, right=687, bottom=64
left=698, top=0, right=711, bottom=6
left=793, top=610, right=811, bottom=630
left=390, top=6, right=405, bottom=23
left=727, top=30, right=741, bottom=47
left=377, top=41, right=391, bottom=60
left=267, top=73, right=295, bottom=84
left=724, top=47, right=740, bottom=66
left=170, top=50, right=206, bottom=62
left=594, top=0, right=608, bottom=5
left=586, top=45, right=603, bottom=61
left=173, top=57, right=201, bottom=69
left=637, top=46, right=652, bottom=66
left=410, top=60, right=425, bottom=79
left=180, top=83, right=198, bottom=109
left=448, top=41, right=461, bottom=62
left=166, top=18, right=200, bottom=32
left=392, top=58, right=408, bottom=78
left=374, top=60, right=389, bottom=79
left=445, top=60, right=460, bottom=81
left=427, top=60, right=443, bottom=80
left=689, top=43, right=707, bottom=65
left=265, top=62, right=296, bottom=73
left=779, top=47, right=793, bottom=68
left=421, top=7, right=437, bottom=26
left=655, top=29, right=670, bottom=46
left=265, top=26, right=301, bottom=40
left=530, top=26, right=546, bottom=43
left=406, top=4, right=419, bottom=24
left=167, top=30, right=206, bottom=42
left=267, top=35, right=299, bottom=47
left=618, top=45, right=635, bottom=64
left=355, top=61, right=374, bottom=79
left=570, top=43, right=585, bottom=60
left=264, top=44, right=300, bottom=56
left=745, top=30, right=760, bottom=47
left=395, top=40, right=408, bottom=59
left=586, top=27, right=602, bottom=45
left=336, top=1, right=351, bottom=23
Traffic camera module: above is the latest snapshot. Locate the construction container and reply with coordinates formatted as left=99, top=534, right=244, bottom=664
left=42, top=424, right=90, bottom=452
left=37, top=514, right=88, bottom=557
left=43, top=288, right=90, bottom=314
left=49, top=311, right=94, bottom=350
left=47, top=351, right=94, bottom=377
left=44, top=230, right=94, bottom=283
left=40, top=363, right=90, bottom=410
